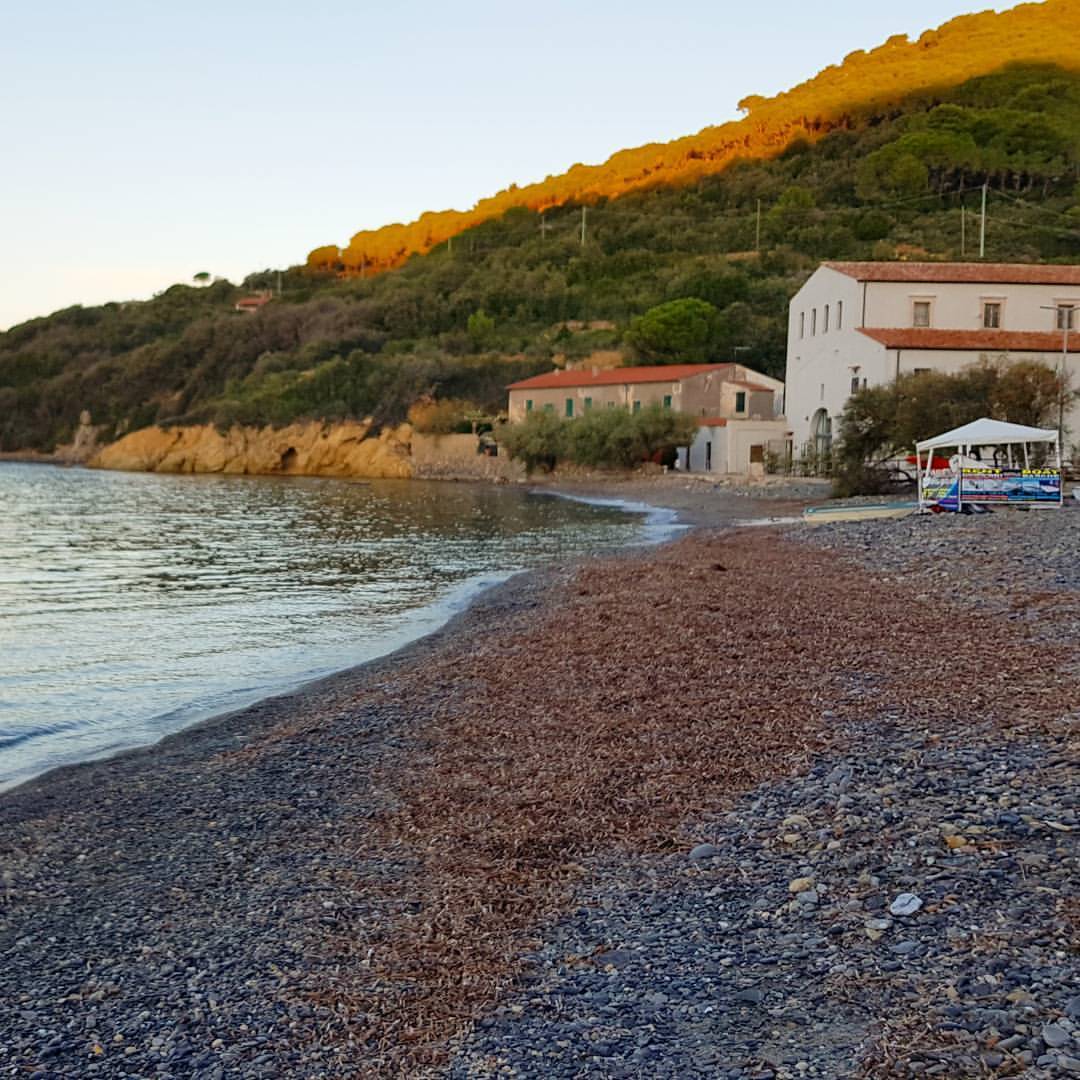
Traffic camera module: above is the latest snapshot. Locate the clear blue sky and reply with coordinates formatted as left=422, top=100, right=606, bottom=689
left=1, top=1, right=1011, bottom=330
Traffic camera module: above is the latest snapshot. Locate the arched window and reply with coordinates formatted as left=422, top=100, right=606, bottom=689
left=811, top=408, right=832, bottom=459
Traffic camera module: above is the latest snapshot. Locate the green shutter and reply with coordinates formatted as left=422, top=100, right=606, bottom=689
left=633, top=400, right=642, bottom=413
left=584, top=397, right=593, bottom=411
left=525, top=399, right=533, bottom=412
left=735, top=391, right=746, bottom=413
left=663, top=395, right=672, bottom=409
left=565, top=398, right=574, bottom=418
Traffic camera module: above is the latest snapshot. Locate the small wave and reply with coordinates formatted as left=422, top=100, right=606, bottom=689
left=527, top=490, right=687, bottom=544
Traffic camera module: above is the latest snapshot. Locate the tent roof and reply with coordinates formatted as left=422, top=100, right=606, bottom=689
left=916, top=417, right=1059, bottom=451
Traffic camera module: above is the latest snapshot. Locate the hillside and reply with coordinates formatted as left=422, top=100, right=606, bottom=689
left=311, top=0, right=1080, bottom=275
left=3, top=61, right=1080, bottom=454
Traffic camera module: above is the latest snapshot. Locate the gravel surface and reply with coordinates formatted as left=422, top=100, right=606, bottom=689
left=447, top=509, right=1079, bottom=1079
left=794, top=505, right=1080, bottom=642
left=0, top=572, right=566, bottom=1079
left=449, top=719, right=1076, bottom=1079
left=2, top=508, right=1077, bottom=1078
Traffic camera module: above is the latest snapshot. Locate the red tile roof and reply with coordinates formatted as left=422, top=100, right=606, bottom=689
left=825, top=261, right=1080, bottom=286
left=507, top=363, right=733, bottom=391
left=858, top=328, right=1080, bottom=352
left=236, top=296, right=271, bottom=308
left=725, top=379, right=775, bottom=392
left=697, top=417, right=729, bottom=427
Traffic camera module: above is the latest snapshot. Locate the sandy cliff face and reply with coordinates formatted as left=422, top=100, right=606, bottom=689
left=91, top=421, right=413, bottom=479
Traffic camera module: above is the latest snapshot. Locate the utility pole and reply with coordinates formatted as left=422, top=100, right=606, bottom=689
left=1063, top=314, right=1071, bottom=448
left=960, top=200, right=966, bottom=257
left=1041, top=304, right=1072, bottom=448
left=756, top=199, right=762, bottom=252
left=276, top=270, right=282, bottom=297
left=979, top=181, right=988, bottom=258
left=580, top=206, right=588, bottom=247
left=539, top=213, right=549, bottom=240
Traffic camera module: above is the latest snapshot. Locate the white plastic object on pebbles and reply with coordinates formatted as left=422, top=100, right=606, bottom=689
left=889, top=893, right=923, bottom=917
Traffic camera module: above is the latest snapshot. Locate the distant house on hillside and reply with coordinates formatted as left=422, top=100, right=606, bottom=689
left=786, top=262, right=1080, bottom=455
left=235, top=293, right=271, bottom=314
left=507, top=362, right=790, bottom=474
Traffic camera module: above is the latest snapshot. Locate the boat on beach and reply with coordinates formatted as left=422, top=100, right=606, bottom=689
left=803, top=501, right=918, bottom=525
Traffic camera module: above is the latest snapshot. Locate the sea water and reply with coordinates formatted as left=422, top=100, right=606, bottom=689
left=0, top=464, right=674, bottom=791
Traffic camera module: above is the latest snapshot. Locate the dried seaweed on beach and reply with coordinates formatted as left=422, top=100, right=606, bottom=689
left=282, top=531, right=1074, bottom=1073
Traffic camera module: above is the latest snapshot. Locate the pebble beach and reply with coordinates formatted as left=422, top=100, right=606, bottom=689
left=1, top=490, right=1077, bottom=1078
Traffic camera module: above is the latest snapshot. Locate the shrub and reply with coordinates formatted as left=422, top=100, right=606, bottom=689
left=562, top=407, right=641, bottom=468
left=498, top=411, right=565, bottom=473
left=501, top=404, right=698, bottom=472
left=833, top=359, right=1074, bottom=494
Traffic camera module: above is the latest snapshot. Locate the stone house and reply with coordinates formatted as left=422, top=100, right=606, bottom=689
left=507, top=362, right=790, bottom=474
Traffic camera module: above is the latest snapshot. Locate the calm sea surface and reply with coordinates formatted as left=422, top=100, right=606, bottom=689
left=0, top=464, right=670, bottom=791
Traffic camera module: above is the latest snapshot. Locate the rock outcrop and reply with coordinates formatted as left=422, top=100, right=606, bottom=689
left=91, top=421, right=413, bottom=479
left=55, top=410, right=106, bottom=464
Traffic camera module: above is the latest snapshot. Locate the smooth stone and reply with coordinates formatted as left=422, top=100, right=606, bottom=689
left=1043, top=1023, right=1071, bottom=1049
left=889, top=893, right=923, bottom=917
left=890, top=941, right=920, bottom=956
left=689, top=844, right=720, bottom=861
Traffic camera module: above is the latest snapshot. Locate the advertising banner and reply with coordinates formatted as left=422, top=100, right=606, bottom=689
left=921, top=468, right=1061, bottom=508
left=920, top=471, right=958, bottom=507
left=960, top=468, right=1061, bottom=504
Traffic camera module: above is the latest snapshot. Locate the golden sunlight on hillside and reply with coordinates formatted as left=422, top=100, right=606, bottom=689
left=308, top=0, right=1080, bottom=277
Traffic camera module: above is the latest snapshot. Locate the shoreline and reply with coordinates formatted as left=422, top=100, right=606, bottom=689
left=1, top=512, right=1076, bottom=1076
left=0, top=560, right=562, bottom=813
left=0, top=564, right=517, bottom=799
left=0, top=474, right=803, bottom=799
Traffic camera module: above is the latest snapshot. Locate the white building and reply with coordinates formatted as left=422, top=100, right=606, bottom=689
left=686, top=414, right=791, bottom=476
left=785, top=262, right=1080, bottom=454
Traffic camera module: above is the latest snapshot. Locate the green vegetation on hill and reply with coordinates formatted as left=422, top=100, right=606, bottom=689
left=3, top=64, right=1080, bottom=453
left=311, top=0, right=1080, bottom=275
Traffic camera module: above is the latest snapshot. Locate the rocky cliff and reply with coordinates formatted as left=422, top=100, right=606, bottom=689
left=91, top=421, right=413, bottom=479
left=55, top=410, right=107, bottom=464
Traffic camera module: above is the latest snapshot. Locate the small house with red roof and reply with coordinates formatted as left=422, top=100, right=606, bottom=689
left=507, top=362, right=783, bottom=423
left=786, top=262, right=1080, bottom=455
left=507, top=362, right=790, bottom=474
left=235, top=293, right=272, bottom=314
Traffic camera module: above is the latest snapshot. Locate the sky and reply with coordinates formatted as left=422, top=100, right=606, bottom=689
left=1, top=1, right=1014, bottom=330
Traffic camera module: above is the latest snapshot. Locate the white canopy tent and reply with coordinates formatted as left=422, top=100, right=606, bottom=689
left=915, top=417, right=1061, bottom=510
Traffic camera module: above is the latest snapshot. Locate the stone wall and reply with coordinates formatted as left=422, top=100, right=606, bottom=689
left=411, top=432, right=525, bottom=482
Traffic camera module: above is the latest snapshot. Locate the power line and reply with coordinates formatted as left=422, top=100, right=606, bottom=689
left=991, top=186, right=1080, bottom=222
left=982, top=213, right=1080, bottom=242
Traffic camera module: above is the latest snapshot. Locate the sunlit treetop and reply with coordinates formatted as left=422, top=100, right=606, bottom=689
left=308, top=0, right=1080, bottom=277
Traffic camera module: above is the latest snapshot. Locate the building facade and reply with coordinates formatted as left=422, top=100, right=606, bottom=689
left=507, top=363, right=783, bottom=423
left=686, top=417, right=791, bottom=476
left=785, top=262, right=1080, bottom=454
left=507, top=362, right=789, bottom=474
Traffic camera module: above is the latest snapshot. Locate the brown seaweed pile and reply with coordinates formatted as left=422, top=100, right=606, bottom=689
left=278, top=530, right=1072, bottom=1073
